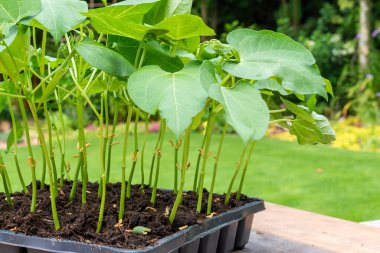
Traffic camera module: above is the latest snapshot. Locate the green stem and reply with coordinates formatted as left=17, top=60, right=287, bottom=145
left=193, top=134, right=206, bottom=191
left=7, top=98, right=28, bottom=193
left=140, top=117, right=149, bottom=193
left=96, top=94, right=107, bottom=233
left=150, top=120, right=166, bottom=206
left=18, top=98, right=37, bottom=212
left=77, top=98, right=87, bottom=204
left=28, top=100, right=60, bottom=230
left=126, top=110, right=140, bottom=199
left=149, top=126, right=162, bottom=186
left=224, top=143, right=250, bottom=206
left=118, top=105, right=133, bottom=221
left=236, top=141, right=256, bottom=200
left=173, top=141, right=179, bottom=194
left=196, top=113, right=216, bottom=213
left=106, top=99, right=119, bottom=184
left=0, top=155, right=13, bottom=208
left=68, top=153, right=83, bottom=202
left=207, top=123, right=228, bottom=214
left=169, top=125, right=192, bottom=224
left=40, top=145, right=46, bottom=189
left=44, top=103, right=58, bottom=198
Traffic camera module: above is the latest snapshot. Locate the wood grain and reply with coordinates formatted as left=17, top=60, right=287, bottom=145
left=239, top=203, right=380, bottom=253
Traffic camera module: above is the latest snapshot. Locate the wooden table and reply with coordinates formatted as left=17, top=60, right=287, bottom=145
left=235, top=203, right=380, bottom=253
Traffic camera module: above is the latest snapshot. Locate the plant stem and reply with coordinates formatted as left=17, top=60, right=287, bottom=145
left=106, top=98, right=119, bottom=184
left=236, top=141, right=256, bottom=200
left=193, top=130, right=206, bottom=192
left=18, top=98, right=37, bottom=212
left=149, top=126, right=163, bottom=187
left=140, top=117, right=149, bottom=193
left=68, top=153, right=83, bottom=202
left=173, top=141, right=180, bottom=194
left=96, top=94, right=107, bottom=233
left=196, top=113, right=216, bottom=213
left=126, top=110, right=140, bottom=199
left=40, top=145, right=46, bottom=189
left=150, top=120, right=166, bottom=206
left=77, top=98, right=88, bottom=204
left=0, top=154, right=13, bottom=208
left=169, top=125, right=192, bottom=224
left=224, top=143, right=250, bottom=206
left=27, top=100, right=61, bottom=230
left=207, top=123, right=228, bottom=214
left=56, top=96, right=66, bottom=188
left=118, top=105, right=133, bottom=221
left=7, top=98, right=28, bottom=193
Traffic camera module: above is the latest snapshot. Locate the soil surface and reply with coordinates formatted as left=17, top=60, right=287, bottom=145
left=0, top=182, right=254, bottom=249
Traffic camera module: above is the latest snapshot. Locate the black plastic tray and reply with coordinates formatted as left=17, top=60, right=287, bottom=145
left=0, top=199, right=264, bottom=253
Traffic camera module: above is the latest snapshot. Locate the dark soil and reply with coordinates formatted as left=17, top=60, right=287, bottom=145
left=0, top=181, right=254, bottom=249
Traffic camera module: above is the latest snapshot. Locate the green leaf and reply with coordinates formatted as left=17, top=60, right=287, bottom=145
left=7, top=121, right=23, bottom=152
left=0, top=25, right=18, bottom=52
left=145, top=0, right=193, bottom=25
left=87, top=76, right=124, bottom=96
left=75, top=38, right=134, bottom=77
left=83, top=2, right=161, bottom=41
left=154, top=14, right=215, bottom=41
left=223, top=29, right=327, bottom=98
left=253, top=78, right=288, bottom=95
left=324, top=79, right=334, bottom=97
left=109, top=36, right=184, bottom=72
left=0, top=0, right=41, bottom=24
left=209, top=81, right=270, bottom=142
left=128, top=62, right=208, bottom=137
left=281, top=99, right=336, bottom=144
left=290, top=111, right=336, bottom=145
left=34, top=0, right=87, bottom=42
left=0, top=27, right=30, bottom=78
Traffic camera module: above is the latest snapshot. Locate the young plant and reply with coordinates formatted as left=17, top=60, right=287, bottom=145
left=0, top=0, right=336, bottom=236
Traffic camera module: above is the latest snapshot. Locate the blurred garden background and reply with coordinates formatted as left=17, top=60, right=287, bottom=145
left=1, top=0, right=379, bottom=222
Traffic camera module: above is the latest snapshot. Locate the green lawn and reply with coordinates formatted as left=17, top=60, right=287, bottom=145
left=1, top=131, right=380, bottom=222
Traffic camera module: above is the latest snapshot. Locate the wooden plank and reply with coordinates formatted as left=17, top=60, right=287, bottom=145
left=245, top=203, right=380, bottom=253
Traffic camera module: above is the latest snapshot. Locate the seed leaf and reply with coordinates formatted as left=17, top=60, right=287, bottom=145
left=223, top=29, right=327, bottom=98
left=132, top=226, right=151, bottom=235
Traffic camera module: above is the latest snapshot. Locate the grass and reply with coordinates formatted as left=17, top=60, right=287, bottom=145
left=1, top=130, right=380, bottom=222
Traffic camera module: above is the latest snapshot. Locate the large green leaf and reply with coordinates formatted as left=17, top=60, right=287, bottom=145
left=154, top=14, right=215, bottom=41
left=281, top=98, right=336, bottom=144
left=0, top=27, right=30, bottom=78
left=128, top=62, right=208, bottom=137
left=209, top=81, right=270, bottom=142
left=109, top=36, right=183, bottom=72
left=84, top=2, right=161, bottom=41
left=75, top=38, right=134, bottom=77
left=223, top=29, right=327, bottom=98
left=145, top=0, right=193, bottom=25
left=34, top=0, right=87, bottom=42
left=0, top=0, right=41, bottom=24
